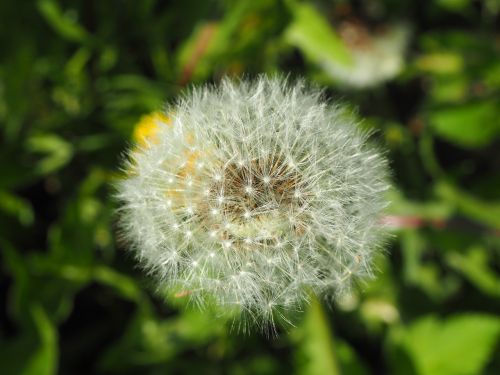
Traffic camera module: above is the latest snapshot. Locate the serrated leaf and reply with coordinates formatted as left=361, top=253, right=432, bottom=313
left=399, top=315, right=500, bottom=375
left=428, top=100, right=500, bottom=148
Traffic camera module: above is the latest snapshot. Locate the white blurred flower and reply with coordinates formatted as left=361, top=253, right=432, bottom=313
left=324, top=23, right=409, bottom=88
left=117, top=76, right=390, bottom=329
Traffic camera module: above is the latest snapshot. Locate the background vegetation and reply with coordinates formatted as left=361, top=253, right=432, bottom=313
left=1, top=0, right=499, bottom=374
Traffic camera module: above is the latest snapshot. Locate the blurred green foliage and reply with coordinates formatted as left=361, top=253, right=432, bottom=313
left=1, top=0, right=499, bottom=374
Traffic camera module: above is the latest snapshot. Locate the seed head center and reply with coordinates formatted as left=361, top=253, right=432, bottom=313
left=200, top=157, right=310, bottom=247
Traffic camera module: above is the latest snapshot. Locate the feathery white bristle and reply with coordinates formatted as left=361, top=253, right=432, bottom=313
left=116, top=76, right=390, bottom=330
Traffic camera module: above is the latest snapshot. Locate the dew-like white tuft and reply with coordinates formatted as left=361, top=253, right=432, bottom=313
left=116, top=76, right=390, bottom=331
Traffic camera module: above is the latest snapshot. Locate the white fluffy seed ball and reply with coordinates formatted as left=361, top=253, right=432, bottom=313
left=117, top=76, right=390, bottom=327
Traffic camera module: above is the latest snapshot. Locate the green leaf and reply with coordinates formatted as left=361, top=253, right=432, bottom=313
left=175, top=22, right=220, bottom=82
left=37, top=0, right=90, bottom=43
left=415, top=53, right=464, bottom=75
left=429, top=77, right=467, bottom=103
left=99, top=308, right=226, bottom=370
left=0, top=190, right=34, bottom=225
left=398, top=314, right=500, bottom=375
left=336, top=340, right=369, bottom=375
left=435, top=181, right=500, bottom=229
left=436, top=0, right=471, bottom=11
left=446, top=245, right=500, bottom=297
left=428, top=100, right=500, bottom=148
left=93, top=266, right=143, bottom=302
left=26, top=134, right=74, bottom=175
left=293, top=296, right=341, bottom=375
left=0, top=240, right=30, bottom=322
left=386, top=188, right=452, bottom=221
left=398, top=228, right=461, bottom=300
left=0, top=305, right=58, bottom=375
left=175, top=0, right=265, bottom=83
left=22, top=305, right=58, bottom=375
left=64, top=47, right=92, bottom=78
left=285, top=1, right=352, bottom=68
left=97, top=75, right=164, bottom=112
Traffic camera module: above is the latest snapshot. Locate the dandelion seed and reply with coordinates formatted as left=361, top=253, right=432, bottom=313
left=116, top=76, right=390, bottom=330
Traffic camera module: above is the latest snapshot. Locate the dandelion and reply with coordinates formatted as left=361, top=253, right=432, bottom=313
left=132, top=111, right=171, bottom=147
left=116, top=76, right=390, bottom=330
left=323, top=22, right=409, bottom=89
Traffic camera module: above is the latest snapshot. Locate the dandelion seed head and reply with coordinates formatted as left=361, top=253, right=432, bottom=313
left=117, top=76, right=390, bottom=330
left=323, top=23, right=410, bottom=88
